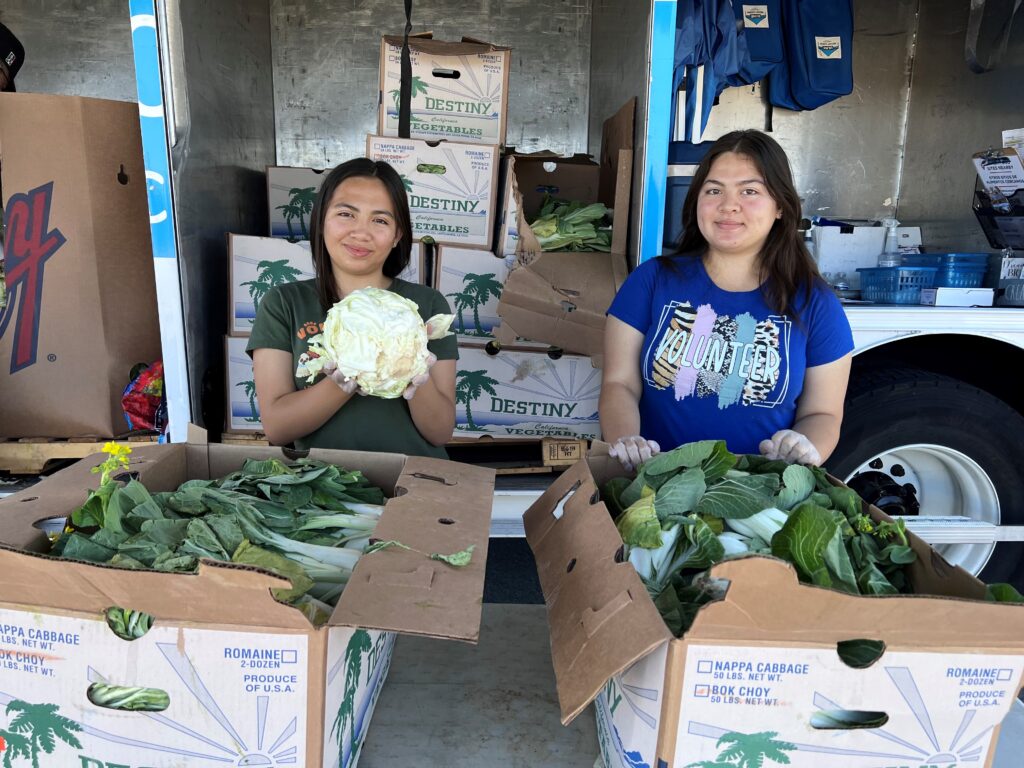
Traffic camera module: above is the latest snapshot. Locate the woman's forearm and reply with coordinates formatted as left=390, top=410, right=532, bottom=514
left=260, top=378, right=352, bottom=446
left=408, top=378, right=456, bottom=446
left=599, top=381, right=643, bottom=445
left=791, top=412, right=843, bottom=464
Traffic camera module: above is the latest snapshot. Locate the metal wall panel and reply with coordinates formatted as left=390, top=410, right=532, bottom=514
left=590, top=0, right=652, bottom=263
left=0, top=0, right=138, bottom=100
left=698, top=0, right=919, bottom=225
left=271, top=0, right=593, bottom=168
left=898, top=0, right=1024, bottom=251
left=173, top=0, right=277, bottom=426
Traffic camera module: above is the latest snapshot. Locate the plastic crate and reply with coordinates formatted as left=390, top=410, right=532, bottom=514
left=902, top=252, right=989, bottom=267
left=935, top=265, right=987, bottom=288
left=857, top=266, right=937, bottom=304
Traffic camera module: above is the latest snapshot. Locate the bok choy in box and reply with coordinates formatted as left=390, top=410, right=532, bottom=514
left=0, top=435, right=494, bottom=768
left=495, top=100, right=635, bottom=359
left=525, top=443, right=1024, bottom=768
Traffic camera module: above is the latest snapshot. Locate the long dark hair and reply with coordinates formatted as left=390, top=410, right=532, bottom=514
left=309, top=157, right=413, bottom=311
left=668, top=130, right=821, bottom=317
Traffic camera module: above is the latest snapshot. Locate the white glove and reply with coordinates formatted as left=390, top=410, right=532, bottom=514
left=402, top=353, right=437, bottom=401
left=608, top=435, right=661, bottom=472
left=759, top=429, right=821, bottom=466
left=322, top=360, right=365, bottom=396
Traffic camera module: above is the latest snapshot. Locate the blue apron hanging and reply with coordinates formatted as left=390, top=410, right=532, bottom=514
left=769, top=0, right=853, bottom=111
left=672, top=0, right=740, bottom=142
left=726, top=1, right=784, bottom=87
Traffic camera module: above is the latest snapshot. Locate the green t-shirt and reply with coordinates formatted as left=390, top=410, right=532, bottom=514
left=246, top=278, right=458, bottom=457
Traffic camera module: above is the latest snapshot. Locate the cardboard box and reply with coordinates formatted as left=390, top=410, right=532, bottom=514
left=230, top=235, right=315, bottom=335
left=0, top=93, right=162, bottom=438
left=267, top=166, right=326, bottom=240
left=495, top=152, right=602, bottom=258
left=226, top=336, right=261, bottom=432
left=366, top=135, right=498, bottom=248
left=495, top=100, right=635, bottom=358
left=435, top=245, right=512, bottom=341
left=985, top=254, right=1024, bottom=306
left=454, top=345, right=601, bottom=440
left=920, top=287, right=994, bottom=306
left=434, top=245, right=549, bottom=348
left=525, top=445, right=1024, bottom=768
left=0, top=436, right=494, bottom=767
left=230, top=235, right=423, bottom=335
left=378, top=35, right=511, bottom=146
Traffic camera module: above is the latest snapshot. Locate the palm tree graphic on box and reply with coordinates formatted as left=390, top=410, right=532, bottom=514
left=685, top=731, right=796, bottom=768
left=0, top=700, right=82, bottom=767
left=235, top=379, right=260, bottom=422
left=332, top=630, right=373, bottom=768
left=455, top=369, right=499, bottom=431
left=275, top=186, right=316, bottom=241
left=446, top=272, right=503, bottom=336
left=241, top=259, right=303, bottom=321
left=390, top=76, right=428, bottom=109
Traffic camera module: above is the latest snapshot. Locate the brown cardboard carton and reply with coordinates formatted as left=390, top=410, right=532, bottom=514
left=495, top=152, right=601, bottom=258
left=267, top=165, right=327, bottom=240
left=0, top=93, right=161, bottom=437
left=526, top=443, right=1024, bottom=768
left=495, top=99, right=635, bottom=359
left=225, top=335, right=261, bottom=432
left=453, top=344, right=600, bottom=440
left=378, top=34, right=511, bottom=146
left=366, top=135, right=499, bottom=249
left=0, top=434, right=494, bottom=767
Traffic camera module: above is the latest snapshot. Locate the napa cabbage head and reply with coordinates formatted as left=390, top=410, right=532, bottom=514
left=297, top=287, right=454, bottom=398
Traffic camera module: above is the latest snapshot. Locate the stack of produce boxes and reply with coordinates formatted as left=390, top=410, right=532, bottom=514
left=368, top=33, right=606, bottom=442
left=224, top=168, right=426, bottom=435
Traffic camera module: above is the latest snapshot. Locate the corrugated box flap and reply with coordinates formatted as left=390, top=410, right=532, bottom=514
left=0, top=545, right=310, bottom=629
left=524, top=461, right=670, bottom=724
left=689, top=556, right=1024, bottom=649
left=333, top=457, right=495, bottom=643
left=383, top=34, right=511, bottom=55
left=496, top=250, right=628, bottom=357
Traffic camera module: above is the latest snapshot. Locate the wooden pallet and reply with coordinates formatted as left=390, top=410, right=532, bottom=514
left=217, top=434, right=588, bottom=475
left=220, top=432, right=271, bottom=447
left=0, top=434, right=160, bottom=475
left=446, top=437, right=589, bottom=475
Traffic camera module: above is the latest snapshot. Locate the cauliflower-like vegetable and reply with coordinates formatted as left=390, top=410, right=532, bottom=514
left=296, top=287, right=454, bottom=398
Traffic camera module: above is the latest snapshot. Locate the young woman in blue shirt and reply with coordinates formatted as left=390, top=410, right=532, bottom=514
left=600, top=130, right=854, bottom=470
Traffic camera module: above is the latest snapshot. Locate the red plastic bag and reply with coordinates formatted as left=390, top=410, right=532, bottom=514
left=121, top=360, right=166, bottom=432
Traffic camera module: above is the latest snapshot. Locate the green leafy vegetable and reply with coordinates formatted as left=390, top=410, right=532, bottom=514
left=616, top=491, right=664, bottom=549
left=105, top=607, right=153, bottom=641
left=55, top=458, right=390, bottom=625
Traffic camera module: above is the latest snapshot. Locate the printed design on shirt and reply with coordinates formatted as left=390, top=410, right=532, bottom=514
left=644, top=301, right=791, bottom=410
left=294, top=319, right=326, bottom=382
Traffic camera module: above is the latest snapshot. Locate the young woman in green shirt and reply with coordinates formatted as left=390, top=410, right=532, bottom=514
left=247, top=158, right=458, bottom=458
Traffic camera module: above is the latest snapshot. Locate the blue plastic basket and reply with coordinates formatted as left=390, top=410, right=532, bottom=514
left=857, top=266, right=937, bottom=304
left=902, top=252, right=989, bottom=267
left=935, top=265, right=987, bottom=288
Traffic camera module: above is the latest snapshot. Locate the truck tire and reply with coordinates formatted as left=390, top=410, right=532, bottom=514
left=828, top=368, right=1024, bottom=590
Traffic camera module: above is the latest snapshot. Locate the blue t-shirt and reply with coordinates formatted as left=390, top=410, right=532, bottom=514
left=608, top=255, right=854, bottom=454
